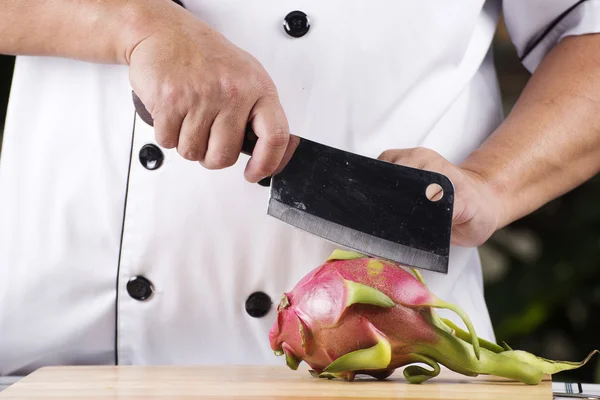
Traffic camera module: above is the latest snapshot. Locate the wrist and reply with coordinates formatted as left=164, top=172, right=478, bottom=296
left=460, top=151, right=511, bottom=231
left=117, top=0, right=185, bottom=65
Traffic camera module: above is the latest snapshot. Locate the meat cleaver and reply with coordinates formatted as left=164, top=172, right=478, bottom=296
left=132, top=92, right=454, bottom=274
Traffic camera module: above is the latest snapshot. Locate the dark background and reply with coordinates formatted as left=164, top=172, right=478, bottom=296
left=0, top=17, right=598, bottom=383
left=482, top=19, right=600, bottom=384
left=0, top=54, right=13, bottom=146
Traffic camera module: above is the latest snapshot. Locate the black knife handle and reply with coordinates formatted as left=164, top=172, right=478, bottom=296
left=132, top=91, right=270, bottom=186
left=240, top=125, right=259, bottom=156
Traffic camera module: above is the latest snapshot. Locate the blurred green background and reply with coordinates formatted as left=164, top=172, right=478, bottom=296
left=482, top=18, right=600, bottom=384
left=0, top=16, right=598, bottom=383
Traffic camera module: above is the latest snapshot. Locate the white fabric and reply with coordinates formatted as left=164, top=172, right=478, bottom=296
left=503, top=0, right=600, bottom=71
left=0, top=0, right=597, bottom=377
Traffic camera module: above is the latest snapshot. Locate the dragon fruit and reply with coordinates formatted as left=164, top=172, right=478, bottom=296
left=269, top=249, right=598, bottom=384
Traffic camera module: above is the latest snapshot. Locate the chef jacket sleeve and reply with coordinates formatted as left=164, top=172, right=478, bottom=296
left=503, top=0, right=600, bottom=72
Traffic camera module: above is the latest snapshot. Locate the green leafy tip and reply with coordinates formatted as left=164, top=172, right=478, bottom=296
left=299, top=323, right=306, bottom=348
left=410, top=268, right=427, bottom=285
left=432, top=298, right=481, bottom=360
left=274, top=349, right=284, bottom=356
left=284, top=350, right=301, bottom=370
left=315, top=371, right=354, bottom=380
left=502, top=342, right=513, bottom=351
left=297, top=315, right=313, bottom=354
left=403, top=354, right=441, bottom=384
left=441, top=318, right=504, bottom=354
left=408, top=267, right=481, bottom=361
left=344, top=279, right=395, bottom=309
left=501, top=349, right=599, bottom=375
left=327, top=249, right=367, bottom=262
left=324, top=328, right=392, bottom=373
left=277, top=294, right=290, bottom=311
left=430, top=311, right=453, bottom=334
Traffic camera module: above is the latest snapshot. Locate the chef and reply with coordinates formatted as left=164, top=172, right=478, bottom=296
left=1, top=0, right=600, bottom=377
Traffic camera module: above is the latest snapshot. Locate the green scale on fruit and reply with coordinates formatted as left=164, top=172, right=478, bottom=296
left=268, top=250, right=598, bottom=384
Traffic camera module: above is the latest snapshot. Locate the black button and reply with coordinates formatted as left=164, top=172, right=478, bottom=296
left=172, top=0, right=185, bottom=7
left=245, top=292, right=272, bottom=318
left=283, top=11, right=310, bottom=38
left=127, top=276, right=154, bottom=301
left=139, top=144, right=164, bottom=170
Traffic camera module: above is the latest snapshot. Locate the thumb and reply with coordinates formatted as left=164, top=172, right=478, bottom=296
left=244, top=95, right=290, bottom=183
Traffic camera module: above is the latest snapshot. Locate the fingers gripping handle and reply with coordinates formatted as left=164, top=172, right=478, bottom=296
left=131, top=91, right=269, bottom=186
left=131, top=91, right=259, bottom=156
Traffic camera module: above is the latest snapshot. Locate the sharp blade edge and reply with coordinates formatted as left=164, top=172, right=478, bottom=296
left=267, top=199, right=449, bottom=274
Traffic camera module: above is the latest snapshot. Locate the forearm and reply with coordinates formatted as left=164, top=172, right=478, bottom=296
left=0, top=0, right=185, bottom=64
left=462, top=34, right=600, bottom=229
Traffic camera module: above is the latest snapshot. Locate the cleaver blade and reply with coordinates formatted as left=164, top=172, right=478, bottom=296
left=241, top=128, right=455, bottom=274
left=131, top=91, right=454, bottom=273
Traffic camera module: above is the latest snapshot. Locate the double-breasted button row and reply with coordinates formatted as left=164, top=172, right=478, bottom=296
left=131, top=0, right=289, bottom=316
left=126, top=276, right=273, bottom=318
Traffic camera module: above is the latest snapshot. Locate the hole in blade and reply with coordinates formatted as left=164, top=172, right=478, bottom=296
left=425, top=183, right=443, bottom=202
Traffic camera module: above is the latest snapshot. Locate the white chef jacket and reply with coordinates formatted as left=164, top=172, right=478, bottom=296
left=1, top=0, right=599, bottom=377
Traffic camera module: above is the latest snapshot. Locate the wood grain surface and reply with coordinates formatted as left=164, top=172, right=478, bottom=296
left=0, top=365, right=552, bottom=399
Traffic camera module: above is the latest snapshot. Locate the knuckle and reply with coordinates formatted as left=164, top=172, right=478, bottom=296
left=252, top=72, right=276, bottom=94
left=219, top=77, right=242, bottom=103
left=259, top=82, right=277, bottom=98
left=265, top=129, right=289, bottom=150
left=160, top=82, right=183, bottom=105
left=177, top=146, right=200, bottom=161
left=155, top=84, right=194, bottom=117
left=203, top=150, right=238, bottom=169
left=199, top=80, right=217, bottom=99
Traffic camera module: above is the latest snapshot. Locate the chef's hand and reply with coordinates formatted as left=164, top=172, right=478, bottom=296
left=126, top=2, right=289, bottom=183
left=380, top=36, right=600, bottom=249
left=378, top=148, right=501, bottom=247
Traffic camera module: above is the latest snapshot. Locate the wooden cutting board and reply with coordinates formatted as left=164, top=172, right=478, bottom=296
left=0, top=365, right=552, bottom=399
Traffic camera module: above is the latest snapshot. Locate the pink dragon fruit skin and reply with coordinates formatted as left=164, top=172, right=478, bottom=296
left=269, top=250, right=598, bottom=384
